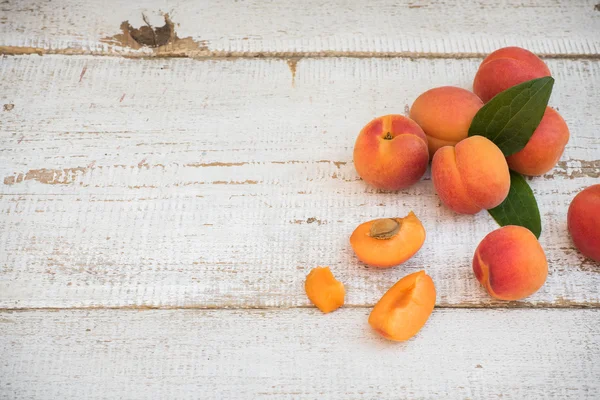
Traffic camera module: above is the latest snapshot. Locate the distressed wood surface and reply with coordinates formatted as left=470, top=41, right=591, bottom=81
left=1, top=308, right=599, bottom=399
left=1, top=0, right=600, bottom=58
left=0, top=55, right=598, bottom=309
left=2, top=2, right=600, bottom=398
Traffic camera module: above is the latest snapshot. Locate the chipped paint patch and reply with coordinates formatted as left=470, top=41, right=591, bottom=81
left=185, top=162, right=247, bottom=167
left=3, top=103, right=14, bottom=111
left=286, top=58, right=299, bottom=87
left=545, top=160, right=600, bottom=179
left=291, top=217, right=326, bottom=225
left=101, top=14, right=209, bottom=56
left=4, top=167, right=88, bottom=185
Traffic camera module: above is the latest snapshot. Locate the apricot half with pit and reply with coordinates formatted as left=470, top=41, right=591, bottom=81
left=350, top=212, right=425, bottom=268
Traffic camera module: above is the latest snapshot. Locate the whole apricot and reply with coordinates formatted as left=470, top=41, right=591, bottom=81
left=350, top=212, right=425, bottom=268
left=473, top=47, right=551, bottom=103
left=432, top=136, right=510, bottom=214
left=369, top=270, right=436, bottom=342
left=353, top=114, right=429, bottom=190
left=410, top=86, right=483, bottom=158
left=568, top=184, right=600, bottom=262
left=506, top=107, right=570, bottom=176
left=305, top=267, right=345, bottom=313
left=473, top=226, right=548, bottom=301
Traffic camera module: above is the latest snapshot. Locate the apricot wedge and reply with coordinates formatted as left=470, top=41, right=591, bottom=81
left=349, top=212, right=425, bottom=268
left=305, top=267, right=345, bottom=313
left=369, top=270, right=436, bottom=341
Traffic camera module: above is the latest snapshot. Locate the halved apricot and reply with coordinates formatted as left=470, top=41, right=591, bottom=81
left=304, top=267, right=345, bottom=313
left=368, top=270, right=436, bottom=341
left=349, top=212, right=425, bottom=268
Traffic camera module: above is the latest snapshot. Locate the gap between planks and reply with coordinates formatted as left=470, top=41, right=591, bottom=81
left=3, top=47, right=600, bottom=61
left=2, top=301, right=600, bottom=312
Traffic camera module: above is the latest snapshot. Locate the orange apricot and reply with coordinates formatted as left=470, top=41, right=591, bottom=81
left=473, top=226, right=548, bottom=301
left=432, top=136, right=510, bottom=214
left=473, top=47, right=551, bottom=103
left=409, top=86, right=484, bottom=158
left=353, top=114, right=429, bottom=190
left=349, top=212, right=426, bottom=268
left=568, top=184, right=600, bottom=262
left=305, top=267, right=345, bottom=313
left=506, top=107, right=570, bottom=176
left=369, top=270, right=436, bottom=342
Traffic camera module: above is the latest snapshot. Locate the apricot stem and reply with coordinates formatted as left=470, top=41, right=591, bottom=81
left=383, top=132, right=393, bottom=140
left=369, top=218, right=400, bottom=239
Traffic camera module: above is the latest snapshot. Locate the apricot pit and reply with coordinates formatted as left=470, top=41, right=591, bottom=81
left=350, top=212, right=425, bottom=268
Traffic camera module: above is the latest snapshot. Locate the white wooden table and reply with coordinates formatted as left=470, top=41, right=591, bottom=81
left=1, top=1, right=599, bottom=398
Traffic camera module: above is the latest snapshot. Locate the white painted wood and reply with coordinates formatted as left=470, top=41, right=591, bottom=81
left=0, top=308, right=599, bottom=399
left=0, top=0, right=599, bottom=57
left=0, top=55, right=599, bottom=309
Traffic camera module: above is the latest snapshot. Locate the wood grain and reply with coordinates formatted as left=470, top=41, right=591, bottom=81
left=0, top=0, right=599, bottom=58
left=0, top=55, right=598, bottom=309
left=0, top=308, right=599, bottom=399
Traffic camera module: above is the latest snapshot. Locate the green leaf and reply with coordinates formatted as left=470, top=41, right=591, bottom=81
left=488, top=171, right=541, bottom=238
left=469, top=77, right=554, bottom=156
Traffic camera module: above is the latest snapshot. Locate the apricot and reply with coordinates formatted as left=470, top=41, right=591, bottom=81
left=350, top=212, right=426, bottom=268
left=506, top=107, right=570, bottom=176
left=305, top=267, right=345, bottom=313
left=432, top=136, right=510, bottom=214
left=369, top=270, right=436, bottom=341
left=473, top=226, right=548, bottom=301
left=353, top=114, right=429, bottom=190
left=409, top=86, right=484, bottom=158
left=568, top=184, right=600, bottom=262
left=473, top=47, right=551, bottom=103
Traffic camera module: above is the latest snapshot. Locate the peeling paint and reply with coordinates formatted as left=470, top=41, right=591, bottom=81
left=286, top=58, right=299, bottom=87
left=212, top=180, right=258, bottom=185
left=184, top=160, right=346, bottom=168
left=100, top=14, right=209, bottom=56
left=545, top=160, right=600, bottom=179
left=291, top=217, right=326, bottom=225
left=4, top=167, right=88, bottom=185
left=185, top=162, right=246, bottom=167
left=3, top=103, right=14, bottom=111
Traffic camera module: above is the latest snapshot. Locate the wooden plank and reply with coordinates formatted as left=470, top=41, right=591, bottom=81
left=1, top=0, right=599, bottom=58
left=0, top=55, right=599, bottom=309
left=0, top=308, right=599, bottom=399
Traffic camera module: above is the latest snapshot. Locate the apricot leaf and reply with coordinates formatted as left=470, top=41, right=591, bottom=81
left=488, top=171, right=541, bottom=238
left=469, top=77, right=554, bottom=156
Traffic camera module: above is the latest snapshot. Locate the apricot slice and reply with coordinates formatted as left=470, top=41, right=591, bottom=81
left=349, top=212, right=425, bottom=268
left=305, top=267, right=345, bottom=313
left=369, top=270, right=436, bottom=341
